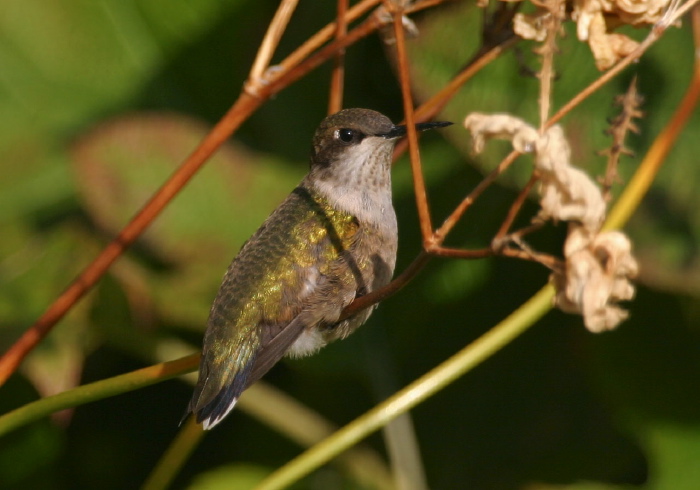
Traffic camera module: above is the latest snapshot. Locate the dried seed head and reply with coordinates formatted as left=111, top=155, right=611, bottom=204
left=463, top=112, right=638, bottom=332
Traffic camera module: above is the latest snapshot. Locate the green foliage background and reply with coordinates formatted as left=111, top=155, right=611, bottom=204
left=1, top=0, right=700, bottom=489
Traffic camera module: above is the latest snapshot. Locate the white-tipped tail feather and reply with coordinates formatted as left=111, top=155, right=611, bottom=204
left=201, top=397, right=239, bottom=430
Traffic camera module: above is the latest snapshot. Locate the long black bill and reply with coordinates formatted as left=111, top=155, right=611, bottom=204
left=381, top=120, right=452, bottom=139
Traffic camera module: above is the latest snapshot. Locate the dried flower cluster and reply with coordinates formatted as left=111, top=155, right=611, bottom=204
left=573, top=0, right=672, bottom=70
left=506, top=0, right=674, bottom=70
left=463, top=113, right=638, bottom=332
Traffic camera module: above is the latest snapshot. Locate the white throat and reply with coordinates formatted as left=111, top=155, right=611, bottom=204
left=309, top=137, right=395, bottom=226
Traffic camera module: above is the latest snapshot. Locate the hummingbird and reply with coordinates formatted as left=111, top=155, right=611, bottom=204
left=186, top=108, right=451, bottom=429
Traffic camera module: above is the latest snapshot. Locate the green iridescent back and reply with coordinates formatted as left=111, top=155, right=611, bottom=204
left=190, top=184, right=360, bottom=413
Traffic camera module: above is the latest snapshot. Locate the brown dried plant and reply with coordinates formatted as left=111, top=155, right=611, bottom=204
left=599, top=76, right=645, bottom=201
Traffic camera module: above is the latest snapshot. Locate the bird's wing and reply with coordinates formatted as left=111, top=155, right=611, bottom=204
left=187, top=187, right=360, bottom=429
left=189, top=314, right=309, bottom=429
left=246, top=313, right=311, bottom=389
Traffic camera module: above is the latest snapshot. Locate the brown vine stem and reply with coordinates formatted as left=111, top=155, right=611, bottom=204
left=432, top=151, right=520, bottom=247
left=493, top=173, right=539, bottom=241
left=406, top=0, right=453, bottom=12
left=346, top=140, right=520, bottom=318
left=341, top=252, right=431, bottom=320
left=547, top=0, right=700, bottom=128
left=274, top=0, right=381, bottom=75
left=390, top=1, right=434, bottom=244
left=343, top=30, right=517, bottom=318
left=422, top=36, right=519, bottom=117
left=263, top=14, right=383, bottom=97
left=343, top=150, right=526, bottom=315
left=427, top=247, right=493, bottom=259
left=498, top=247, right=561, bottom=268
left=328, top=0, right=349, bottom=113
left=393, top=33, right=519, bottom=157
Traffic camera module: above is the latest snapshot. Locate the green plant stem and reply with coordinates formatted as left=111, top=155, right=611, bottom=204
left=142, top=416, right=205, bottom=490
left=253, top=285, right=555, bottom=490
left=0, top=353, right=199, bottom=437
left=141, top=378, right=395, bottom=490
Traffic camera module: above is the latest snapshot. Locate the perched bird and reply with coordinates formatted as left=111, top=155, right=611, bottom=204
left=186, top=108, right=451, bottom=429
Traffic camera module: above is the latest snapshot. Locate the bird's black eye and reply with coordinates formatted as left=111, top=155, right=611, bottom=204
left=335, top=128, right=362, bottom=144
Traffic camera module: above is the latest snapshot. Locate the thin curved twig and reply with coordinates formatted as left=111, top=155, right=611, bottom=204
left=328, top=0, right=349, bottom=113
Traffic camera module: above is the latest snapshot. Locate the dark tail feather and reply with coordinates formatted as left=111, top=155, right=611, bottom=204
left=196, top=382, right=241, bottom=429
left=183, top=358, right=255, bottom=430
left=182, top=316, right=307, bottom=429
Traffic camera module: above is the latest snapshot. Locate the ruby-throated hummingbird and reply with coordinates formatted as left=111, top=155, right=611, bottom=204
left=185, top=108, right=451, bottom=429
